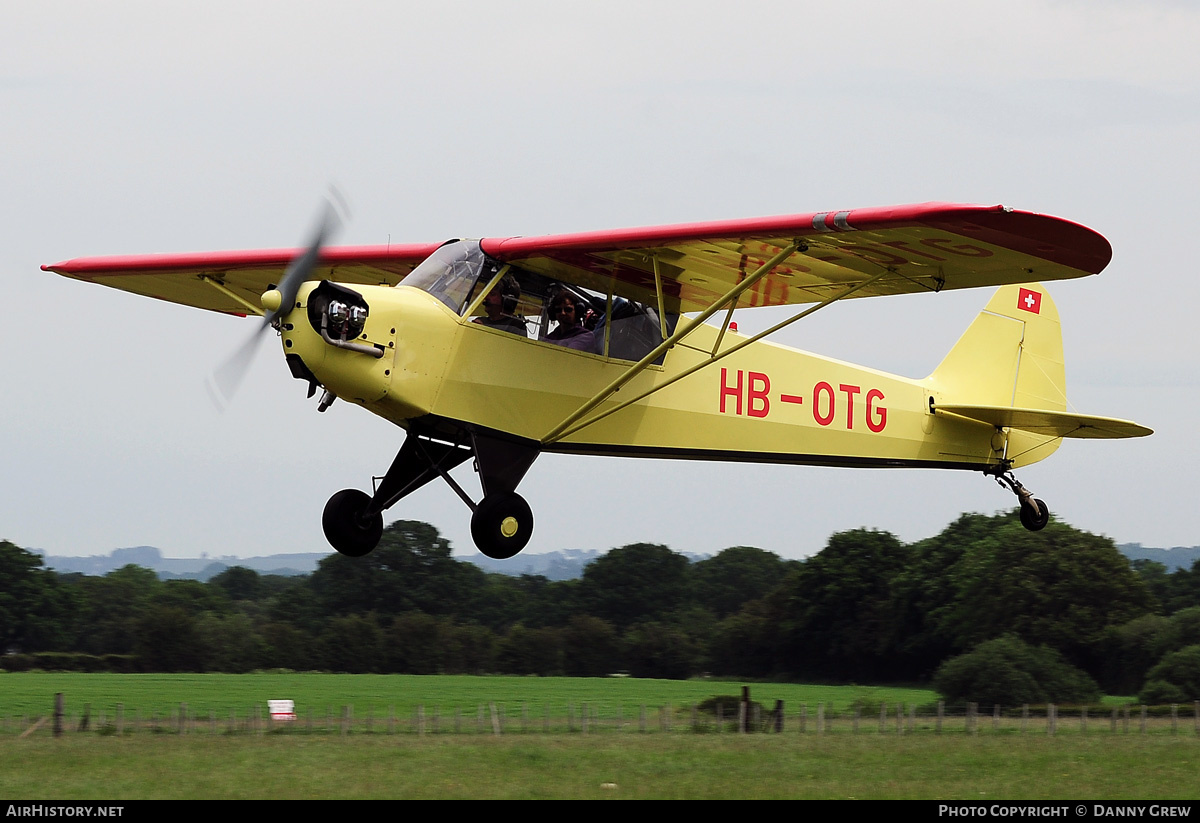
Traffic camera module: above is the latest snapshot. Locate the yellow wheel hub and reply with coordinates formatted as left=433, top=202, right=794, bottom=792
left=500, top=516, right=520, bottom=538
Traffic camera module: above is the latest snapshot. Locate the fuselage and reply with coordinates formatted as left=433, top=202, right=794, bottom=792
left=280, top=279, right=1006, bottom=472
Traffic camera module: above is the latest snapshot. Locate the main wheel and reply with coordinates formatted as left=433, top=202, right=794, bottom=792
left=471, top=491, right=533, bottom=560
left=322, top=489, right=384, bottom=557
left=1019, top=498, right=1050, bottom=531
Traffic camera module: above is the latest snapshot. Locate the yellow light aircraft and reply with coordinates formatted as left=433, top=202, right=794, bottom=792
left=44, top=201, right=1151, bottom=559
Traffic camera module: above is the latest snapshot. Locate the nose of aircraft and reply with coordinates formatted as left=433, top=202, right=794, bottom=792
left=261, top=287, right=283, bottom=315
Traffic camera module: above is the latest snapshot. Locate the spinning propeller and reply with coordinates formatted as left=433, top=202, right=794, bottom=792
left=205, top=192, right=348, bottom=410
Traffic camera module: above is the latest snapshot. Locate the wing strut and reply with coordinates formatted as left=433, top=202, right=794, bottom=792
left=540, top=241, right=803, bottom=444
left=198, top=276, right=266, bottom=317
left=545, top=268, right=890, bottom=443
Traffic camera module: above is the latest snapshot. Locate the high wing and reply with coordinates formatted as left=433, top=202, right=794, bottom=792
left=42, top=244, right=441, bottom=317
left=44, top=203, right=1108, bottom=318
left=480, top=202, right=1111, bottom=313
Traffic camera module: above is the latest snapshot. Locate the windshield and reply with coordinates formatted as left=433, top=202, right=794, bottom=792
left=406, top=240, right=679, bottom=364
left=403, top=240, right=496, bottom=313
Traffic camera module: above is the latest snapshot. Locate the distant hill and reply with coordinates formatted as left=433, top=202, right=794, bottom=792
left=1117, top=543, right=1200, bottom=572
left=32, top=541, right=1200, bottom=582
left=31, top=546, right=328, bottom=580
left=458, top=549, right=603, bottom=581
left=29, top=545, right=711, bottom=582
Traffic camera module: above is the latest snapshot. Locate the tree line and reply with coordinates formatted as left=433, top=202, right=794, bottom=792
left=3, top=511, right=1200, bottom=704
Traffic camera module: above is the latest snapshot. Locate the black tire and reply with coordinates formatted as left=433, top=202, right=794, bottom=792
left=471, top=491, right=533, bottom=560
left=322, top=489, right=383, bottom=557
left=1019, top=498, right=1050, bottom=531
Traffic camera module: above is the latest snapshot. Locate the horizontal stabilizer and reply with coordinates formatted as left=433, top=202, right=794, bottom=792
left=934, top=403, right=1152, bottom=439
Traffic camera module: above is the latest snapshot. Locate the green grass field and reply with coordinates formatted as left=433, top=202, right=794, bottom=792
left=0, top=671, right=935, bottom=726
left=2, top=673, right=1197, bottom=799
left=2, top=735, right=1199, bottom=799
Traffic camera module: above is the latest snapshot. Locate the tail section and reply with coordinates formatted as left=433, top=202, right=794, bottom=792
left=926, top=284, right=1066, bottom=467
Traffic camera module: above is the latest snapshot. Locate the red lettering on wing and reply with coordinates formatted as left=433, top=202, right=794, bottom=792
left=920, top=237, right=992, bottom=257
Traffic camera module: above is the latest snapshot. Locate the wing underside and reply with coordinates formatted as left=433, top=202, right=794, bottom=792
left=44, top=202, right=1111, bottom=317
left=43, top=245, right=440, bottom=316
left=481, top=203, right=1112, bottom=313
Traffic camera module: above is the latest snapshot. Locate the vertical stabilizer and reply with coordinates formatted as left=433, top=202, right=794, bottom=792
left=926, top=284, right=1066, bottom=467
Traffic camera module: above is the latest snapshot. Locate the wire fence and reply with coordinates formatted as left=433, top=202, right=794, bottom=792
left=8, top=699, right=1200, bottom=738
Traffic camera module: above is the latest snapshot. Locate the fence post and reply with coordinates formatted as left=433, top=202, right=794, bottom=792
left=1171, top=704, right=1178, bottom=735
left=1048, top=704, right=1056, bottom=736
left=54, top=693, right=63, bottom=738
left=936, top=701, right=943, bottom=734
left=774, top=700, right=784, bottom=733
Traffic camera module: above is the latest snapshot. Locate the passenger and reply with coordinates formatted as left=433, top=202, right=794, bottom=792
left=472, top=275, right=527, bottom=336
left=545, top=291, right=596, bottom=352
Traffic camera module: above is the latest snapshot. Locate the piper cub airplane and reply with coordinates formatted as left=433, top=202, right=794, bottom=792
left=45, top=202, right=1151, bottom=560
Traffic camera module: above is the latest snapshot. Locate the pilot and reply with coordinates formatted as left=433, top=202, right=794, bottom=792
left=473, top=275, right=527, bottom=336
left=545, top=291, right=596, bottom=352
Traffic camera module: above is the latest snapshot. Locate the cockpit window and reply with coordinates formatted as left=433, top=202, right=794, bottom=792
left=407, top=241, right=679, bottom=365
left=465, top=266, right=678, bottom=364
left=403, top=240, right=498, bottom=314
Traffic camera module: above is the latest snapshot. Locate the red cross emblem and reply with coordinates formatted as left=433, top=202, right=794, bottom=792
left=1017, top=287, right=1041, bottom=314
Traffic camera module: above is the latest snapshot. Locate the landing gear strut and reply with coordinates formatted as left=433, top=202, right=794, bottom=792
left=321, top=426, right=539, bottom=559
left=989, top=468, right=1050, bottom=531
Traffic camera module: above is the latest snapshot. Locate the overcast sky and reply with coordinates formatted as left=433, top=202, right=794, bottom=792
left=3, top=1, right=1197, bottom=563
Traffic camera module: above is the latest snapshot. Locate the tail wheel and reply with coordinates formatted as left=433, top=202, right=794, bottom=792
left=471, top=491, right=533, bottom=560
left=1019, top=498, right=1050, bottom=531
left=322, top=489, right=384, bottom=557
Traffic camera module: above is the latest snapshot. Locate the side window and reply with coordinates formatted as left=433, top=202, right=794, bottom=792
left=466, top=265, right=678, bottom=364
left=592, top=296, right=677, bottom=364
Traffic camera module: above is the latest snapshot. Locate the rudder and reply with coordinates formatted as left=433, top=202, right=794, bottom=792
left=926, top=284, right=1066, bottom=466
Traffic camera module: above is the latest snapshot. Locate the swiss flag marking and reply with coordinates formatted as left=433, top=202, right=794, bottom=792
left=1017, top=287, right=1041, bottom=314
